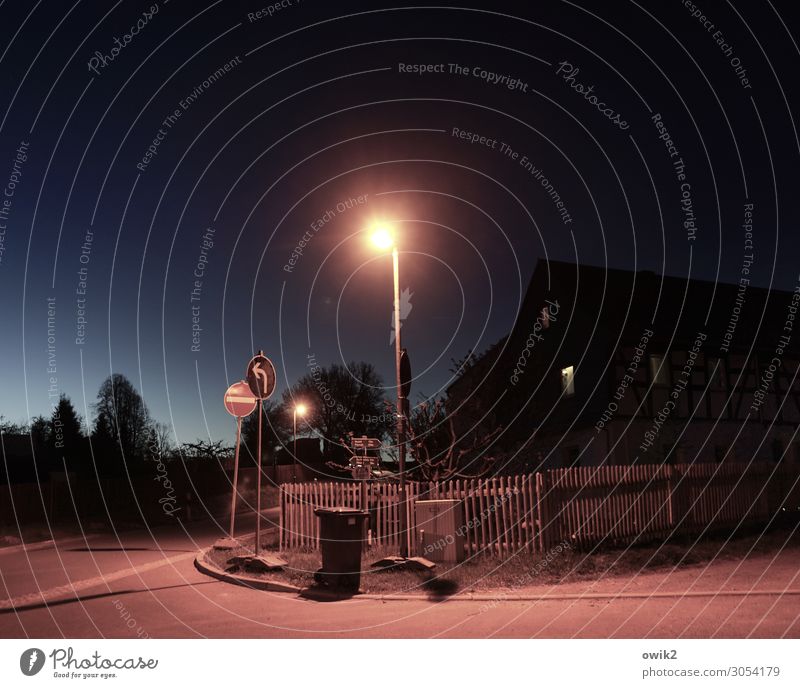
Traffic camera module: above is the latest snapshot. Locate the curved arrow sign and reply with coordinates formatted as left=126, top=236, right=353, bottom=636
left=246, top=353, right=276, bottom=400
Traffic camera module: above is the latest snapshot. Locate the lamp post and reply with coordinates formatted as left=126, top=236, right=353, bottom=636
left=292, top=403, right=307, bottom=483
left=370, top=224, right=409, bottom=558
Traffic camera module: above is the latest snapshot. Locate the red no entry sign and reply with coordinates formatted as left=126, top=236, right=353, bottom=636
left=223, top=381, right=258, bottom=417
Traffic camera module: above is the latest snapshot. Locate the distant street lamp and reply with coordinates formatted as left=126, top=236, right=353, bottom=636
left=369, top=222, right=409, bottom=558
left=292, top=403, right=307, bottom=483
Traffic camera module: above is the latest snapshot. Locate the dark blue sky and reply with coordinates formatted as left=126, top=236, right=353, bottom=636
left=0, top=1, right=798, bottom=445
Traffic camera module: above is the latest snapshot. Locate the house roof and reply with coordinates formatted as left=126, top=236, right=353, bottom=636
left=514, top=259, right=798, bottom=355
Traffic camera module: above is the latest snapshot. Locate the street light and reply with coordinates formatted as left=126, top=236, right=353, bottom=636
left=368, top=221, right=409, bottom=558
left=370, top=224, right=394, bottom=250
left=292, top=403, right=307, bottom=483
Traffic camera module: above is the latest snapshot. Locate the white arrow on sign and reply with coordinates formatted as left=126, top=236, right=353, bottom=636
left=246, top=352, right=276, bottom=400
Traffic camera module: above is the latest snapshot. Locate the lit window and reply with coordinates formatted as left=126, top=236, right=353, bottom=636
left=650, top=354, right=669, bottom=385
left=561, top=365, right=575, bottom=396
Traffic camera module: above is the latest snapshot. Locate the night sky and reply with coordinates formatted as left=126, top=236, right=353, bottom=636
left=0, top=0, right=798, bottom=446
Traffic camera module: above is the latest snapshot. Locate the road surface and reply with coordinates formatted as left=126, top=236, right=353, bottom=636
left=1, top=513, right=798, bottom=638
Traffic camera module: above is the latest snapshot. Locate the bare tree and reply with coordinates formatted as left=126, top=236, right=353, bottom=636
left=93, top=373, right=151, bottom=460
left=179, top=439, right=233, bottom=461
left=145, top=421, right=174, bottom=460
left=0, top=415, right=27, bottom=434
left=407, top=397, right=501, bottom=481
left=282, top=361, right=392, bottom=460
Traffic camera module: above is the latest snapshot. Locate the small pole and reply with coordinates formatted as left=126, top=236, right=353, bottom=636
left=393, top=245, right=408, bottom=558
left=293, top=408, right=297, bottom=483
left=229, top=415, right=243, bottom=539
left=361, top=476, right=367, bottom=510
left=255, top=399, right=263, bottom=556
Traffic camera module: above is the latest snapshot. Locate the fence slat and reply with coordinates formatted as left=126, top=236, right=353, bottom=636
left=278, top=460, right=793, bottom=553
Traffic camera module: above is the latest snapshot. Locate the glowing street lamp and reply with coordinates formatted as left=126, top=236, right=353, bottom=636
left=369, top=224, right=394, bottom=250
left=368, top=221, right=409, bottom=558
left=292, top=403, right=307, bottom=483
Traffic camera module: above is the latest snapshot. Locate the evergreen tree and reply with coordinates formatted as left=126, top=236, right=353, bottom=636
left=49, top=395, right=86, bottom=474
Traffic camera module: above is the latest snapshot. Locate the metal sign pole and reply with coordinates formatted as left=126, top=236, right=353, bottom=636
left=255, top=399, right=263, bottom=556
left=392, top=245, right=408, bottom=558
left=229, top=415, right=243, bottom=539
left=217, top=380, right=258, bottom=551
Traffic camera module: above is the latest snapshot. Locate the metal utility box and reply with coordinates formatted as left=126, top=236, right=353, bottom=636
left=415, top=499, right=465, bottom=563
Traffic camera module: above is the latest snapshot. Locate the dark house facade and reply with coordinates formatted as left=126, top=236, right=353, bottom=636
left=449, top=260, right=800, bottom=469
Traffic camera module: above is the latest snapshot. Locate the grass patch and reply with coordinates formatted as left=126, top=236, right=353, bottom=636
left=203, top=525, right=800, bottom=595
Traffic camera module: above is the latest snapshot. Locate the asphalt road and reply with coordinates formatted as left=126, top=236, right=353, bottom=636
left=1, top=514, right=798, bottom=639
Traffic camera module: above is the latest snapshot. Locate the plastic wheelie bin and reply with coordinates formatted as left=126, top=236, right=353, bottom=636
left=313, top=507, right=369, bottom=591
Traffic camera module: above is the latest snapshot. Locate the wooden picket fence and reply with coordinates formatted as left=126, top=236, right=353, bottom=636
left=279, top=461, right=799, bottom=555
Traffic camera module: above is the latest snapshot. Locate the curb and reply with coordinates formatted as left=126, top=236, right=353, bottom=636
left=193, top=547, right=800, bottom=602
left=0, top=533, right=101, bottom=557
left=355, top=588, right=800, bottom=602
left=194, top=553, right=301, bottom=594
left=192, top=556, right=800, bottom=602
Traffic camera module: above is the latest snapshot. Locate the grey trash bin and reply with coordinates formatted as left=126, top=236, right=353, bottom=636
left=313, top=507, right=369, bottom=590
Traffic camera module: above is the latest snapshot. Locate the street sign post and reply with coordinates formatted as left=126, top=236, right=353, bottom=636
left=397, top=348, right=411, bottom=558
left=351, top=456, right=375, bottom=510
left=352, top=465, right=372, bottom=481
left=351, top=436, right=382, bottom=451
left=246, top=351, right=276, bottom=557
left=350, top=454, right=380, bottom=468
left=217, top=381, right=257, bottom=548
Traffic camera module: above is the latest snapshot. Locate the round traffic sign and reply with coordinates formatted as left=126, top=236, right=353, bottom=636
left=223, top=381, right=257, bottom=417
left=246, top=352, right=276, bottom=400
